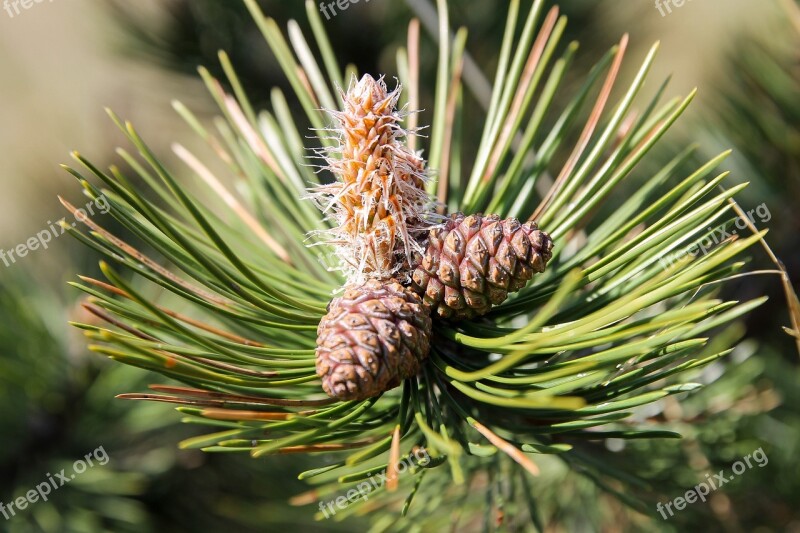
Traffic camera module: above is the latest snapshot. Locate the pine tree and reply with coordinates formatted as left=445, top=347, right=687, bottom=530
left=62, top=0, right=775, bottom=528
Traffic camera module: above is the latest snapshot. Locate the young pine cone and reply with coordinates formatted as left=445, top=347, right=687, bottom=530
left=411, top=213, right=553, bottom=320
left=308, top=74, right=432, bottom=283
left=316, top=279, right=432, bottom=401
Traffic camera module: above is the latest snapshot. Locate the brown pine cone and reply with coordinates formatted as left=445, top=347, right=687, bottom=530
left=411, top=213, right=553, bottom=320
left=316, top=279, right=432, bottom=401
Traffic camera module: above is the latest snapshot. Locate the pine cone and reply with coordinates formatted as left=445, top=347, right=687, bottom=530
left=411, top=213, right=553, bottom=320
left=308, top=74, right=432, bottom=282
left=316, top=279, right=432, bottom=401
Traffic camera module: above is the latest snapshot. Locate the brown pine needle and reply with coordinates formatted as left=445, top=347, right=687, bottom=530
left=190, top=358, right=280, bottom=378
left=275, top=439, right=383, bottom=455
left=436, top=32, right=465, bottom=210
left=215, top=81, right=287, bottom=182
left=724, top=195, right=800, bottom=357
left=407, top=18, right=421, bottom=152
left=116, top=393, right=256, bottom=409
left=387, top=424, right=402, bottom=492
left=78, top=276, right=266, bottom=347
left=81, top=302, right=157, bottom=341
left=61, top=196, right=230, bottom=306
left=199, top=408, right=296, bottom=421
left=295, top=66, right=317, bottom=107
left=173, top=143, right=291, bottom=263
left=530, top=33, right=629, bottom=222
left=470, top=419, right=539, bottom=476
left=482, top=6, right=560, bottom=184
left=289, top=489, right=320, bottom=506
left=147, top=384, right=336, bottom=407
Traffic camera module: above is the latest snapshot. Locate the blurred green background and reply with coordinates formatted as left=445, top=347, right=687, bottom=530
left=0, top=1, right=797, bottom=531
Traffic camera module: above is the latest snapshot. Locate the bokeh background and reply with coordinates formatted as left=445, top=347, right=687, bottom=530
left=0, top=1, right=797, bottom=531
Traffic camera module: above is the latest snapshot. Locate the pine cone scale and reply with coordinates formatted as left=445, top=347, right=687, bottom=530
left=411, top=213, right=553, bottom=320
